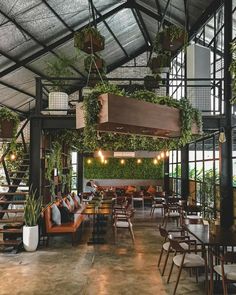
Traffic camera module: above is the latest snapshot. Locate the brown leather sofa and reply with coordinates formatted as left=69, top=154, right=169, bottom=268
left=44, top=199, right=85, bottom=245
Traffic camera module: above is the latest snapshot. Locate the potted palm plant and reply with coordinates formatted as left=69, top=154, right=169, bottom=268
left=74, top=27, right=105, bottom=54
left=23, top=190, right=42, bottom=252
left=0, top=107, right=20, bottom=139
left=46, top=55, right=76, bottom=115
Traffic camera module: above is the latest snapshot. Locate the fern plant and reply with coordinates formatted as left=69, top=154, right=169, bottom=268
left=24, top=189, right=42, bottom=227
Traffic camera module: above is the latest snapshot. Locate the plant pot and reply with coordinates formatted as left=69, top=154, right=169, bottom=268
left=48, top=92, right=68, bottom=115
left=144, top=76, right=159, bottom=90
left=159, top=30, right=186, bottom=52
left=84, top=57, right=104, bottom=73
left=148, top=56, right=171, bottom=74
left=0, top=119, right=16, bottom=139
left=23, top=225, right=39, bottom=252
left=74, top=32, right=105, bottom=54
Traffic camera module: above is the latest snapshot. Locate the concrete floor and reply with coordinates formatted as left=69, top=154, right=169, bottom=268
left=0, top=209, right=206, bottom=295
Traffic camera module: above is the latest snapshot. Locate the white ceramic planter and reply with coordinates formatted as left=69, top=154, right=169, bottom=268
left=23, top=225, right=39, bottom=252
left=48, top=92, right=68, bottom=115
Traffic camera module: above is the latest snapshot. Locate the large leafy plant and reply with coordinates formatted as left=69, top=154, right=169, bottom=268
left=230, top=40, right=236, bottom=103
left=0, top=107, right=20, bottom=135
left=74, top=26, right=105, bottom=51
left=24, top=189, right=42, bottom=227
left=45, top=55, right=76, bottom=92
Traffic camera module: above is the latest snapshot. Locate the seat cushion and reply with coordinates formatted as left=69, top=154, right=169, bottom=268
left=51, top=204, right=61, bottom=225
left=115, top=221, right=132, bottom=228
left=214, top=264, right=236, bottom=281
left=165, top=212, right=180, bottom=217
left=173, top=253, right=205, bottom=267
left=163, top=242, right=189, bottom=251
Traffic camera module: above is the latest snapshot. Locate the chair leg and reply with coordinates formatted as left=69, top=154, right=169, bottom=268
left=113, top=225, right=117, bottom=244
left=195, top=268, right=199, bottom=283
left=222, top=279, right=228, bottom=295
left=173, top=265, right=183, bottom=295
left=162, top=249, right=170, bottom=276
left=150, top=207, right=153, bottom=217
left=167, top=260, right=175, bottom=283
left=158, top=247, right=164, bottom=267
left=129, top=227, right=135, bottom=243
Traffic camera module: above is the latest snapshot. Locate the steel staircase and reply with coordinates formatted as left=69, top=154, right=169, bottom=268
left=0, top=119, right=30, bottom=252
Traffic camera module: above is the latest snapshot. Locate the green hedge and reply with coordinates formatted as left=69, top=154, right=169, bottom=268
left=84, top=158, right=163, bottom=179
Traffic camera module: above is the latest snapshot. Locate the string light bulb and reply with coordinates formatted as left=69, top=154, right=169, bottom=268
left=153, top=159, right=158, bottom=165
left=166, top=151, right=169, bottom=157
left=120, top=159, right=125, bottom=165
left=10, top=153, right=16, bottom=161
left=98, top=150, right=103, bottom=157
left=137, top=159, right=142, bottom=164
left=157, top=155, right=161, bottom=160
left=87, top=159, right=92, bottom=164
left=161, top=152, right=165, bottom=158
left=104, top=159, right=108, bottom=164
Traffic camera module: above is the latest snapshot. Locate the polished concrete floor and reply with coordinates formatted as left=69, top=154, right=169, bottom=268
left=0, top=209, right=206, bottom=295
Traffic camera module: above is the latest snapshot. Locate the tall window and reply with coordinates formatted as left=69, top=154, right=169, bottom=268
left=169, top=150, right=181, bottom=196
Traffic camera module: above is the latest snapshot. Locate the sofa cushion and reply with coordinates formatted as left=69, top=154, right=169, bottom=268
left=51, top=204, right=61, bottom=225
left=67, top=195, right=75, bottom=211
left=59, top=206, right=74, bottom=223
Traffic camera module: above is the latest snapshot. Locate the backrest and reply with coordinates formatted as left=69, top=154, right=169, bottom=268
left=168, top=235, right=186, bottom=252
left=159, top=226, right=168, bottom=238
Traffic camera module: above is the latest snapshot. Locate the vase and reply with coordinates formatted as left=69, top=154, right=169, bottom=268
left=23, top=225, right=39, bottom=252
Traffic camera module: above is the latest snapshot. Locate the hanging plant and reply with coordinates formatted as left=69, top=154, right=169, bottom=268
left=144, top=75, right=162, bottom=91
left=78, top=83, right=202, bottom=152
left=148, top=53, right=171, bottom=73
left=230, top=40, right=236, bottom=104
left=84, top=55, right=106, bottom=73
left=154, top=25, right=188, bottom=53
left=0, top=107, right=20, bottom=140
left=74, top=27, right=105, bottom=54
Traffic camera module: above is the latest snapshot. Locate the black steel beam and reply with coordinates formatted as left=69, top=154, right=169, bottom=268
left=0, top=8, right=85, bottom=78
left=181, top=145, right=189, bottom=200
left=188, top=0, right=223, bottom=40
left=220, top=0, right=233, bottom=228
left=0, top=2, right=128, bottom=78
left=163, top=157, right=170, bottom=195
left=132, top=4, right=152, bottom=48
left=93, top=6, right=129, bottom=58
left=0, top=79, right=35, bottom=98
left=155, top=0, right=162, bottom=17
left=41, top=116, right=76, bottom=129
left=77, top=154, right=84, bottom=193
left=41, top=0, right=73, bottom=32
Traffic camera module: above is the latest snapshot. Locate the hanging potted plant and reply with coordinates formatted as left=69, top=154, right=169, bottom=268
left=230, top=40, right=236, bottom=103
left=148, top=53, right=171, bottom=73
left=23, top=189, right=42, bottom=252
left=144, top=75, right=162, bottom=90
left=46, top=55, right=76, bottom=115
left=0, top=107, right=20, bottom=140
left=154, top=25, right=188, bottom=52
left=84, top=54, right=106, bottom=73
left=74, top=26, right=105, bottom=54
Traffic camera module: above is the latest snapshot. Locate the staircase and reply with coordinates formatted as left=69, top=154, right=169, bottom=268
left=0, top=119, right=30, bottom=252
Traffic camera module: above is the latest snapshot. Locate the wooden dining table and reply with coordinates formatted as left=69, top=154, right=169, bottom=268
left=185, top=224, right=236, bottom=294
left=82, top=204, right=112, bottom=245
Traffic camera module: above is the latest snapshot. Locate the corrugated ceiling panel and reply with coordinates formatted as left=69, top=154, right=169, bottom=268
left=0, top=55, right=15, bottom=71
left=0, top=68, right=35, bottom=96
left=0, top=12, right=40, bottom=60
left=140, top=12, right=158, bottom=42
left=104, top=9, right=146, bottom=56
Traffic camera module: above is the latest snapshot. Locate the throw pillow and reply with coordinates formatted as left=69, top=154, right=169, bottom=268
left=59, top=206, right=74, bottom=223
left=67, top=195, right=75, bottom=211
left=51, top=204, right=61, bottom=225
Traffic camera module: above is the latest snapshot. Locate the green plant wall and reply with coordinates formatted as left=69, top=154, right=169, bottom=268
left=84, top=158, right=163, bottom=179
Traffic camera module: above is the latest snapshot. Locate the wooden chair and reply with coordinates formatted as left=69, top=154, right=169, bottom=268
left=167, top=235, right=207, bottom=295
left=158, top=226, right=189, bottom=276
left=210, top=251, right=236, bottom=295
left=150, top=197, right=165, bottom=218
left=162, top=203, right=183, bottom=228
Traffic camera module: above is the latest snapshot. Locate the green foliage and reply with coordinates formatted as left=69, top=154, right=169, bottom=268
left=201, top=169, right=220, bottom=219
left=0, top=107, right=20, bottom=141
left=84, top=158, right=163, bottom=179
left=230, top=40, right=236, bottom=103
left=74, top=26, right=105, bottom=50
left=84, top=54, right=106, bottom=73
left=80, top=84, right=202, bottom=152
left=24, top=189, right=42, bottom=227
left=45, top=54, right=76, bottom=92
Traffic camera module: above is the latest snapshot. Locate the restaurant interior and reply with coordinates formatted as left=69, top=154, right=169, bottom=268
left=0, top=0, right=236, bottom=294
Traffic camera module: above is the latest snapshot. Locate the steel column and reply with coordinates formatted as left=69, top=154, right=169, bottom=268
left=181, top=145, right=189, bottom=200
left=220, top=0, right=233, bottom=228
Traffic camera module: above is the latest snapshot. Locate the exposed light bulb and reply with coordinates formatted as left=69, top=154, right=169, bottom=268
left=10, top=154, right=16, bottom=161
left=104, top=159, right=108, bottom=164
left=120, top=159, right=125, bottom=165
left=137, top=159, right=142, bottom=164
left=87, top=159, right=92, bottom=164
left=161, top=152, right=165, bottom=158
left=219, top=128, right=226, bottom=143
left=166, top=151, right=169, bottom=157
left=153, top=159, right=158, bottom=165
left=157, top=155, right=161, bottom=160
left=98, top=150, right=103, bottom=157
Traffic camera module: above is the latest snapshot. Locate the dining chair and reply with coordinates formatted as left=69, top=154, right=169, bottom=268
left=113, top=206, right=135, bottom=243
left=150, top=197, right=165, bottom=218
left=210, top=251, right=236, bottom=295
left=132, top=191, right=144, bottom=210
left=167, top=235, right=207, bottom=295
left=162, top=203, right=183, bottom=228
left=158, top=226, right=189, bottom=276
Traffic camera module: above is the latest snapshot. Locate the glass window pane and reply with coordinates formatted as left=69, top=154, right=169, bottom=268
left=196, top=142, right=203, bottom=161
left=72, top=152, right=77, bottom=164
left=196, top=162, right=203, bottom=182
left=233, top=159, right=236, bottom=187
left=189, top=163, right=195, bottom=180
left=204, top=138, right=213, bottom=160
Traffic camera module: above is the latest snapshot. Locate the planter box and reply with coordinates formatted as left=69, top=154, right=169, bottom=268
left=0, top=119, right=15, bottom=139
left=74, top=32, right=105, bottom=54
left=76, top=93, right=200, bottom=138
